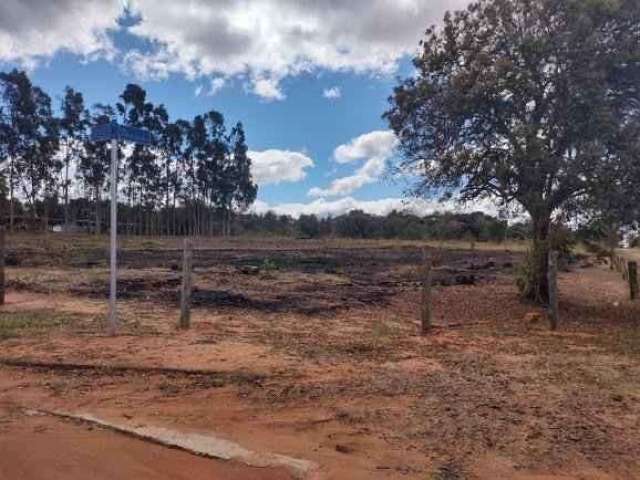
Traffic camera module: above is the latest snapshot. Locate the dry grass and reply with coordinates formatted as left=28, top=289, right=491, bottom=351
left=6, top=232, right=530, bottom=253
left=0, top=310, right=83, bottom=340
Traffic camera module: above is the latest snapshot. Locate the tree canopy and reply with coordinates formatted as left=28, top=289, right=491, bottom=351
left=0, top=71, right=257, bottom=236
left=385, top=0, right=640, bottom=301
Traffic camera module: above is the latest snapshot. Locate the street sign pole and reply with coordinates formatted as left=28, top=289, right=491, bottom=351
left=91, top=121, right=152, bottom=336
left=108, top=137, right=118, bottom=335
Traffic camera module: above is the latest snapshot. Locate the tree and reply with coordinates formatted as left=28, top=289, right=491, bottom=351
left=1, top=71, right=258, bottom=235
left=385, top=0, right=640, bottom=302
left=80, top=104, right=114, bottom=234
left=0, top=70, right=59, bottom=230
left=335, top=210, right=380, bottom=239
left=118, top=84, right=155, bottom=235
left=226, top=122, right=258, bottom=235
left=297, top=214, right=321, bottom=238
left=60, top=87, right=87, bottom=228
left=0, top=69, right=36, bottom=231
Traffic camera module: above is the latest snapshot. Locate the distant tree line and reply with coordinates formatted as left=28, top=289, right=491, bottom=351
left=0, top=69, right=257, bottom=235
left=236, top=210, right=528, bottom=242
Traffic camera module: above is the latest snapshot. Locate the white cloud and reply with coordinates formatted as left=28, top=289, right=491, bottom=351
left=209, top=77, right=226, bottom=95
left=249, top=149, right=314, bottom=185
left=195, top=78, right=227, bottom=97
left=1, top=0, right=469, bottom=99
left=0, top=0, right=120, bottom=65
left=323, top=86, right=341, bottom=100
left=333, top=130, right=398, bottom=164
left=123, top=0, right=469, bottom=99
left=251, top=196, right=502, bottom=219
left=309, top=130, right=399, bottom=197
left=251, top=75, right=285, bottom=101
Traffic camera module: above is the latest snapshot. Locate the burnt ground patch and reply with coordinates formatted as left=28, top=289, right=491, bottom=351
left=8, top=244, right=520, bottom=315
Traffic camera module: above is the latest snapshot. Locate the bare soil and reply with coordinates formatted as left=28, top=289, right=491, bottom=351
left=0, top=235, right=638, bottom=479
left=0, top=407, right=294, bottom=480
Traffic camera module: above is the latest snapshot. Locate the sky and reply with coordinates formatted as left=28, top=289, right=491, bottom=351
left=0, top=0, right=499, bottom=218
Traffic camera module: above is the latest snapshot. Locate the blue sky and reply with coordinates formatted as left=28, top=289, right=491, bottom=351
left=0, top=0, right=487, bottom=218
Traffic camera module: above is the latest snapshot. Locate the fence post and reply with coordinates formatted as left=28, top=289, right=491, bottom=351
left=0, top=226, right=5, bottom=305
left=179, top=238, right=193, bottom=329
left=629, top=261, right=638, bottom=301
left=420, top=249, right=432, bottom=334
left=548, top=250, right=559, bottom=331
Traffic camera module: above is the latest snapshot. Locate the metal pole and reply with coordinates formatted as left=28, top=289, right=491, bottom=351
left=108, top=137, right=118, bottom=335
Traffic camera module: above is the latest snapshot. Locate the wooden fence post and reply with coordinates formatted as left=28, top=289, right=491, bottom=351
left=420, top=249, right=432, bottom=334
left=0, top=226, right=5, bottom=306
left=179, top=238, right=193, bottom=329
left=629, top=261, right=638, bottom=301
left=548, top=250, right=559, bottom=331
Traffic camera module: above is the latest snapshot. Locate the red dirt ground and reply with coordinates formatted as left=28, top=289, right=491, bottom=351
left=1, top=239, right=639, bottom=479
left=0, top=409, right=293, bottom=480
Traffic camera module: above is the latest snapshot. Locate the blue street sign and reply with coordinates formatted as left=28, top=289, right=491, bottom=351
left=90, top=123, right=116, bottom=142
left=90, top=121, right=154, bottom=145
left=116, top=124, right=154, bottom=145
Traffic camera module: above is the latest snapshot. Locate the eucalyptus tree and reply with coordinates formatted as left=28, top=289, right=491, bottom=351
left=0, top=69, right=33, bottom=230
left=0, top=71, right=258, bottom=236
left=0, top=70, right=59, bottom=229
left=385, top=0, right=640, bottom=302
left=158, top=119, right=181, bottom=234
left=117, top=84, right=159, bottom=234
left=226, top=122, right=257, bottom=235
left=80, top=104, right=116, bottom=234
left=60, top=87, right=88, bottom=227
left=201, top=110, right=228, bottom=235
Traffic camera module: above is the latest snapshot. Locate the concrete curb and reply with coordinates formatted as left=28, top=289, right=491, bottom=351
left=27, top=409, right=320, bottom=480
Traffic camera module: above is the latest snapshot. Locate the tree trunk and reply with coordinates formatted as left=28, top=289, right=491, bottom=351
left=95, top=188, right=101, bottom=235
left=64, top=149, right=70, bottom=230
left=9, top=157, right=14, bottom=233
left=42, top=195, right=49, bottom=234
left=525, top=214, right=551, bottom=304
left=172, top=194, right=177, bottom=237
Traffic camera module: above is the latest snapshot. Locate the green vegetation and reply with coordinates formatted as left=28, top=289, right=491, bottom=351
left=0, top=311, right=79, bottom=340
left=0, top=73, right=257, bottom=237
left=239, top=210, right=519, bottom=243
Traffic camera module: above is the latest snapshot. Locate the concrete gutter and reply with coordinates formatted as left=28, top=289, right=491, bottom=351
left=27, top=409, right=320, bottom=480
